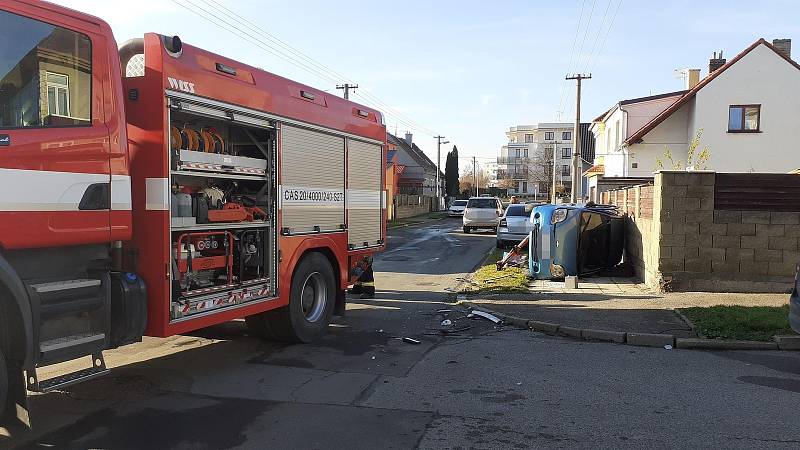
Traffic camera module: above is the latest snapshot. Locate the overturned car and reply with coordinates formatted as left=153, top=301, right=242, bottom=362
left=528, top=204, right=625, bottom=279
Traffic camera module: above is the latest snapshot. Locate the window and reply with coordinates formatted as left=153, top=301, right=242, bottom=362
left=562, top=147, right=571, bottom=158
left=522, top=181, right=528, bottom=192
left=728, top=105, right=760, bottom=132
left=467, top=198, right=498, bottom=209
left=562, top=131, right=571, bottom=140
left=0, top=10, right=92, bottom=128
left=562, top=165, right=570, bottom=176
left=632, top=162, right=638, bottom=169
left=544, top=132, right=554, bottom=140
left=524, top=133, right=534, bottom=143
left=506, top=204, right=529, bottom=216
left=523, top=149, right=528, bottom=158
left=46, top=72, right=70, bottom=117
left=515, top=148, right=520, bottom=158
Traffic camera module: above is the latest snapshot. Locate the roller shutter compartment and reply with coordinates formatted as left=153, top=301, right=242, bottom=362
left=280, top=125, right=345, bottom=234
left=347, top=139, right=383, bottom=248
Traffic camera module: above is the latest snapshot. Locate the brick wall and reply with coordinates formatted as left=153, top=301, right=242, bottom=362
left=611, top=171, right=799, bottom=293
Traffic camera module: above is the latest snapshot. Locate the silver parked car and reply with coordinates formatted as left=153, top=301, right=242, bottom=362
left=463, top=197, right=503, bottom=233
left=496, top=203, right=534, bottom=248
left=448, top=199, right=468, bottom=217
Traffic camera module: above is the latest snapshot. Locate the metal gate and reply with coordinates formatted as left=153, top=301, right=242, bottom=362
left=347, top=139, right=383, bottom=248
left=280, top=125, right=345, bottom=234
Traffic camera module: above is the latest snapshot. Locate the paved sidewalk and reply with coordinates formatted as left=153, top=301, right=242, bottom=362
left=464, top=277, right=789, bottom=337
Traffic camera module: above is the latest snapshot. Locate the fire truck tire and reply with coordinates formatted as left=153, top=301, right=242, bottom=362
left=0, top=347, right=7, bottom=421
left=247, top=253, right=335, bottom=343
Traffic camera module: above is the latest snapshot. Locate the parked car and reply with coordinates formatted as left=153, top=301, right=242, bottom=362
left=463, top=197, right=503, bottom=233
left=496, top=203, right=534, bottom=248
left=790, top=265, right=800, bottom=334
left=448, top=199, right=468, bottom=217
left=528, top=203, right=625, bottom=279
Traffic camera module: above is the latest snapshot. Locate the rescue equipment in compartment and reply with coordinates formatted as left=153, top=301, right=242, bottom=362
left=174, top=231, right=234, bottom=292
left=183, top=124, right=200, bottom=151
left=171, top=123, right=226, bottom=154
left=207, top=202, right=267, bottom=223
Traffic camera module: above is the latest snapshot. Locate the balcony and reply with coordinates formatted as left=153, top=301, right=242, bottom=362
left=497, top=156, right=529, bottom=165
left=497, top=168, right=529, bottom=180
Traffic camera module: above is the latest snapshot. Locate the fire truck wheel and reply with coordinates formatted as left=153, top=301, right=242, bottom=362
left=247, top=253, right=335, bottom=343
left=0, top=347, right=7, bottom=421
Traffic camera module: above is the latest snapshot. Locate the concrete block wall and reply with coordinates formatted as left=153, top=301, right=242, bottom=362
left=655, top=171, right=797, bottom=293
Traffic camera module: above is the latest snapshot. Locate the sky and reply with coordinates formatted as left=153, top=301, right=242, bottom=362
left=50, top=0, right=800, bottom=173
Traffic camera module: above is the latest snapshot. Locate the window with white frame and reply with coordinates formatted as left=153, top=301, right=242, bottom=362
left=562, top=131, right=571, bottom=140
left=524, top=133, right=534, bottom=143
left=46, top=72, right=70, bottom=117
left=544, top=131, right=554, bottom=140
left=562, top=147, right=571, bottom=158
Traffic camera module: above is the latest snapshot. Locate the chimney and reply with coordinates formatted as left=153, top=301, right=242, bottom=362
left=773, top=38, right=792, bottom=59
left=709, top=51, right=726, bottom=73
left=404, top=132, right=413, bottom=146
left=685, top=69, right=701, bottom=89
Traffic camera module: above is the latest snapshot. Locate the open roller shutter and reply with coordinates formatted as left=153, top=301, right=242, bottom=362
left=347, top=139, right=383, bottom=248
left=280, top=125, right=345, bottom=234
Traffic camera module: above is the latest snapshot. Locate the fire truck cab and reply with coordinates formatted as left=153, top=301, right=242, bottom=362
left=0, top=0, right=385, bottom=425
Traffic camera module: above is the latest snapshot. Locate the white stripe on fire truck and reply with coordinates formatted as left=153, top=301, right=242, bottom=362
left=111, top=174, right=132, bottom=210
left=145, top=178, right=170, bottom=210
left=0, top=168, right=113, bottom=211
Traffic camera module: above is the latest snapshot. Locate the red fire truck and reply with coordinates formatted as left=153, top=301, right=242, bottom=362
left=0, top=1, right=386, bottom=424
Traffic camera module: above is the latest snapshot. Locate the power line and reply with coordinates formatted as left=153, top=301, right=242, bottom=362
left=587, top=0, right=623, bottom=74
left=582, top=0, right=613, bottom=73
left=556, top=0, right=588, bottom=118
left=195, top=0, right=438, bottom=136
left=565, top=0, right=598, bottom=120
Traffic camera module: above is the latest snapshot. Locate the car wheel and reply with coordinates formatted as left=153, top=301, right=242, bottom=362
left=246, top=252, right=336, bottom=343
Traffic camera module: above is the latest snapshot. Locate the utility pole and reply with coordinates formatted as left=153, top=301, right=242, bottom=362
left=566, top=74, right=590, bottom=203
left=473, top=156, right=478, bottom=197
left=434, top=135, right=449, bottom=210
left=551, top=144, right=558, bottom=204
left=335, top=83, right=358, bottom=100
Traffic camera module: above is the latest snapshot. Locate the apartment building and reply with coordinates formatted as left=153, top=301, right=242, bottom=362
left=497, top=123, right=582, bottom=196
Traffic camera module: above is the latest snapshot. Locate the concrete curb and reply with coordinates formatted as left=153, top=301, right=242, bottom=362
left=775, top=335, right=800, bottom=350
left=676, top=338, right=778, bottom=351
left=458, top=301, right=796, bottom=352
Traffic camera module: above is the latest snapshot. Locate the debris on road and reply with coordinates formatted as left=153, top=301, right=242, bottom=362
left=496, top=234, right=530, bottom=271
left=438, top=325, right=472, bottom=334
left=664, top=345, right=673, bottom=350
left=402, top=337, right=422, bottom=345
left=441, top=319, right=453, bottom=326
left=469, top=310, right=502, bottom=324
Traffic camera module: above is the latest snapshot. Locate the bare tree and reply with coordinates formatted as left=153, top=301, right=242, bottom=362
left=527, top=146, right=555, bottom=196
left=459, top=166, right=490, bottom=196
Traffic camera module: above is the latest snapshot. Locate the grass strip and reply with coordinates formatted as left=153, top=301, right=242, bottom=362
left=678, top=305, right=792, bottom=341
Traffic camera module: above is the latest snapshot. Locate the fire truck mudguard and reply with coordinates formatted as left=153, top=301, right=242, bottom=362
left=0, top=254, right=34, bottom=369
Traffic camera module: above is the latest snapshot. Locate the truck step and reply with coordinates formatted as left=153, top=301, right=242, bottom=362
left=40, top=332, right=106, bottom=354
left=27, top=353, right=109, bottom=393
left=30, top=278, right=101, bottom=294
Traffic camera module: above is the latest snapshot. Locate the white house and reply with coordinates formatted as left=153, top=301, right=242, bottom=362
left=589, top=38, right=800, bottom=196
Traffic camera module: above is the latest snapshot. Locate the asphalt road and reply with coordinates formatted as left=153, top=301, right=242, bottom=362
left=5, top=219, right=800, bottom=449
